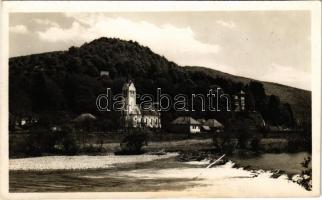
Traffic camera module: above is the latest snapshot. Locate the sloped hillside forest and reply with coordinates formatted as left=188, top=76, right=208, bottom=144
left=9, top=37, right=312, bottom=155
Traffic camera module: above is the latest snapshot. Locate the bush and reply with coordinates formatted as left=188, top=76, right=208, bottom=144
left=287, top=137, right=304, bottom=153
left=119, top=131, right=148, bottom=154
left=213, top=135, right=238, bottom=155
left=9, top=134, right=30, bottom=158
left=58, top=126, right=79, bottom=155
left=250, top=137, right=261, bottom=152
left=25, top=125, right=80, bottom=156
left=296, top=156, right=312, bottom=191
left=25, top=127, right=57, bottom=156
left=81, top=144, right=105, bottom=154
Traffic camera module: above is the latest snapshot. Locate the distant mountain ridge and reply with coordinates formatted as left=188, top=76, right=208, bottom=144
left=9, top=37, right=311, bottom=124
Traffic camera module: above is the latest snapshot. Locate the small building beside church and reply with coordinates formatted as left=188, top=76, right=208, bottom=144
left=121, top=80, right=161, bottom=129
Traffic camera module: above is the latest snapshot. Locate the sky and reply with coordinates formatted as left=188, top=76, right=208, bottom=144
left=9, top=12, right=311, bottom=90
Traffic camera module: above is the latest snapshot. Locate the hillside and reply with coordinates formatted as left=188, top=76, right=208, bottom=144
left=186, top=66, right=311, bottom=121
left=9, top=37, right=311, bottom=127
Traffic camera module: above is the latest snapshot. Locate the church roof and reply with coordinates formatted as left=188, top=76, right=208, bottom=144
left=122, top=80, right=135, bottom=91
left=129, top=105, right=141, bottom=115
left=141, top=109, right=159, bottom=116
left=141, top=105, right=160, bottom=116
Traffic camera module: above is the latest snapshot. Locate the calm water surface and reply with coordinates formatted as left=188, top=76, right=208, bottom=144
left=230, top=152, right=310, bottom=175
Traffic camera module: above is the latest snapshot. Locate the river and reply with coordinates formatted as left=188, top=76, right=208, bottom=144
left=230, top=151, right=310, bottom=175
left=9, top=152, right=312, bottom=196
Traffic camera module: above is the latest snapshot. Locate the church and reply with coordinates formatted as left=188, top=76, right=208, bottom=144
left=121, top=80, right=161, bottom=129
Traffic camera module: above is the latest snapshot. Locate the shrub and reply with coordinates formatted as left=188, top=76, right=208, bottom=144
left=250, top=137, right=261, bottom=152
left=58, top=126, right=79, bottom=155
left=119, top=131, right=148, bottom=154
left=81, top=144, right=105, bottom=154
left=287, top=137, right=304, bottom=153
left=213, top=134, right=238, bottom=155
left=295, top=156, right=312, bottom=191
left=25, top=127, right=57, bottom=155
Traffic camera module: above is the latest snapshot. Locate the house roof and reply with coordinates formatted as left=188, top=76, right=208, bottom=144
left=72, top=113, right=96, bottom=123
left=204, top=119, right=224, bottom=128
left=201, top=125, right=211, bottom=131
left=171, top=117, right=201, bottom=125
left=197, top=119, right=206, bottom=124
left=100, top=71, right=109, bottom=75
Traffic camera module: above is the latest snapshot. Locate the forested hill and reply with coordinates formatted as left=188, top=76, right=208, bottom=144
left=186, top=66, right=311, bottom=122
left=9, top=37, right=311, bottom=126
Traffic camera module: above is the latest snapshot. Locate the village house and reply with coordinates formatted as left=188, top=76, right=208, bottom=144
left=170, top=116, right=201, bottom=134
left=197, top=119, right=211, bottom=132
left=122, top=80, right=161, bottom=129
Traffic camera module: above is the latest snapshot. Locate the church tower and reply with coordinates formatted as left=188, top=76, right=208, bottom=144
left=122, top=80, right=137, bottom=114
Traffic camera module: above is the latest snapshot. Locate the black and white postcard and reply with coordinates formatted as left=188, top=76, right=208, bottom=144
left=0, top=1, right=321, bottom=199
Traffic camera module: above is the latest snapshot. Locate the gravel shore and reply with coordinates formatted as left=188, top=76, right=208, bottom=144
left=9, top=153, right=178, bottom=171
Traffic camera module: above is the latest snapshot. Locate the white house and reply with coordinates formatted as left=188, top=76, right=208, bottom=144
left=170, top=116, right=201, bottom=134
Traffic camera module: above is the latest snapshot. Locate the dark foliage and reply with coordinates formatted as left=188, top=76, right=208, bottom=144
left=25, top=127, right=57, bottom=156
left=23, top=125, right=79, bottom=156
left=250, top=137, right=261, bottom=152
left=58, top=126, right=79, bottom=155
left=298, top=156, right=312, bottom=190
left=118, top=130, right=148, bottom=154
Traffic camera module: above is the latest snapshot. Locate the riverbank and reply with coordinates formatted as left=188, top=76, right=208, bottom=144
left=10, top=131, right=309, bottom=158
left=9, top=151, right=309, bottom=175
left=9, top=153, right=178, bottom=171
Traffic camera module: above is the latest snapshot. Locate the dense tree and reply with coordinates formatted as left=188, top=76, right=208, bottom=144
left=279, top=103, right=295, bottom=127
left=264, top=95, right=281, bottom=125
left=31, top=72, right=64, bottom=112
left=248, top=81, right=266, bottom=110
